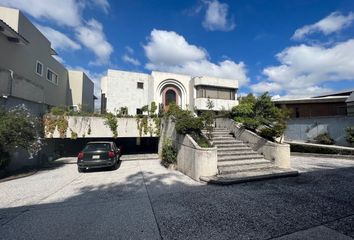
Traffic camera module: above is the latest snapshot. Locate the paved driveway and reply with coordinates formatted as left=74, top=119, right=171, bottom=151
left=0, top=156, right=353, bottom=240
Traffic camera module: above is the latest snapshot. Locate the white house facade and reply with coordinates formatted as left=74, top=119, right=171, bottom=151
left=101, top=69, right=239, bottom=115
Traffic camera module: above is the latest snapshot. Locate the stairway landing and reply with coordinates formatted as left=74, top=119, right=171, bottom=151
left=201, top=128, right=298, bottom=184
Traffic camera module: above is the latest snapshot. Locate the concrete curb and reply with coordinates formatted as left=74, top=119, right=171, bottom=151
left=200, top=170, right=299, bottom=185
left=291, top=152, right=354, bottom=160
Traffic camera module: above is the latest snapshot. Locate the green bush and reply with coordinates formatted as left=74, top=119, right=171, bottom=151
left=175, top=111, right=204, bottom=135
left=313, top=133, right=334, bottom=145
left=230, top=92, right=289, bottom=142
left=104, top=113, right=118, bottom=138
left=190, top=132, right=210, bottom=148
left=161, top=139, right=177, bottom=167
left=345, top=127, right=354, bottom=145
left=0, top=107, right=40, bottom=169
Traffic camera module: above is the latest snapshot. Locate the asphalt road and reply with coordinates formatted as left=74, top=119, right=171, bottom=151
left=0, top=155, right=353, bottom=240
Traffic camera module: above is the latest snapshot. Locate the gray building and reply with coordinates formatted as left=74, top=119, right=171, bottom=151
left=0, top=6, right=95, bottom=114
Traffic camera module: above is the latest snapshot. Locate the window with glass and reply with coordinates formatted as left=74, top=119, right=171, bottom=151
left=36, top=61, right=43, bottom=76
left=137, top=82, right=144, bottom=89
left=47, top=69, right=58, bottom=85
left=196, top=86, right=235, bottom=100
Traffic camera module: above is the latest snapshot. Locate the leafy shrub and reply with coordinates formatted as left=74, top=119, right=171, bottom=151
left=175, top=111, right=204, bottom=135
left=165, top=103, right=210, bottom=147
left=230, top=92, right=289, bottom=142
left=104, top=113, right=118, bottom=138
left=161, top=139, right=177, bottom=167
left=313, top=133, right=334, bottom=145
left=0, top=106, right=41, bottom=169
left=50, top=105, right=67, bottom=115
left=345, top=127, right=354, bottom=145
left=190, top=132, right=210, bottom=148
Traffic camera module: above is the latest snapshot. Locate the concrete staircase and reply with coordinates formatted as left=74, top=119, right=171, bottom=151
left=201, top=128, right=298, bottom=184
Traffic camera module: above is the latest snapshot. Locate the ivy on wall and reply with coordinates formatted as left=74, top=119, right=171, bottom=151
left=104, top=113, right=118, bottom=138
left=43, top=115, right=68, bottom=138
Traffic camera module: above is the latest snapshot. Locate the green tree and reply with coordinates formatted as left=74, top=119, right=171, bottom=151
left=230, top=92, right=289, bottom=142
left=0, top=107, right=40, bottom=169
left=149, top=102, right=157, bottom=117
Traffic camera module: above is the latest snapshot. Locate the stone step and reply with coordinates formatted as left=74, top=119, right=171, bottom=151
left=210, top=132, right=232, bottom=135
left=212, top=136, right=235, bottom=140
left=218, top=158, right=270, bottom=167
left=218, top=151, right=260, bottom=157
left=218, top=162, right=274, bottom=174
left=218, top=154, right=264, bottom=161
left=217, top=145, right=253, bottom=152
left=212, top=139, right=243, bottom=144
left=200, top=168, right=299, bottom=185
left=214, top=141, right=247, bottom=148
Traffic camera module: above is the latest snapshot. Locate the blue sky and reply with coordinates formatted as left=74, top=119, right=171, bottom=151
left=1, top=0, right=354, bottom=100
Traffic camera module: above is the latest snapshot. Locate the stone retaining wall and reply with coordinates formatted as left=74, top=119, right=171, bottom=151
left=215, top=118, right=291, bottom=169
left=159, top=118, right=218, bottom=181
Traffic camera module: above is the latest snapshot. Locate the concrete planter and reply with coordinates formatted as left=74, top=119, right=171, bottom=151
left=174, top=134, right=217, bottom=181
left=159, top=118, right=218, bottom=181
left=215, top=118, right=291, bottom=169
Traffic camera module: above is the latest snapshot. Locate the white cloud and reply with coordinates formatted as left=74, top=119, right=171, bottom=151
left=125, top=46, right=134, bottom=54
left=292, top=12, right=354, bottom=40
left=251, top=39, right=354, bottom=97
left=88, top=0, right=110, bottom=14
left=202, top=0, right=235, bottom=31
left=144, top=29, right=207, bottom=65
left=0, top=0, right=82, bottom=27
left=122, top=54, right=141, bottom=66
left=144, top=29, right=248, bottom=85
left=75, top=19, right=113, bottom=65
left=36, top=25, right=81, bottom=51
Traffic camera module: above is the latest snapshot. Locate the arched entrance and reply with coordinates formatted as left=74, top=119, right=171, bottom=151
left=156, top=79, right=187, bottom=112
left=165, top=89, right=177, bottom=105
left=162, top=85, right=181, bottom=111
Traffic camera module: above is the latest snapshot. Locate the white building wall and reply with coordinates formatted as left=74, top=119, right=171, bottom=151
left=151, top=71, right=192, bottom=110
left=106, top=69, right=150, bottom=115
left=103, top=69, right=239, bottom=114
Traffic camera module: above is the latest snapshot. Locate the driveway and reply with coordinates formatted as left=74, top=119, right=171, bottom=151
left=0, top=155, right=353, bottom=240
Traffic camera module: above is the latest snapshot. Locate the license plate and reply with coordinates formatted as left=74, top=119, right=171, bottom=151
left=92, top=155, right=100, bottom=159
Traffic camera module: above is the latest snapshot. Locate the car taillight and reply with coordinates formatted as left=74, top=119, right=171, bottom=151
left=78, top=152, right=84, bottom=160
left=108, top=151, right=115, bottom=158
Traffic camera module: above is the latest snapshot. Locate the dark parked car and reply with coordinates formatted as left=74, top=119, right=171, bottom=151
left=77, top=141, right=121, bottom=172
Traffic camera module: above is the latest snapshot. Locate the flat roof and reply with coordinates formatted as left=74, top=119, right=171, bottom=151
left=0, top=19, right=29, bottom=45
left=313, top=89, right=354, bottom=98
left=273, top=96, right=348, bottom=104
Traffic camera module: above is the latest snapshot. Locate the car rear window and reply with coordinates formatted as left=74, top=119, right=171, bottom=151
left=83, top=143, right=111, bottom=152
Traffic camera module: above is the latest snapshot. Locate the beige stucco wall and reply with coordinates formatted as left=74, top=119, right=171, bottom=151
left=0, top=7, right=69, bottom=107
left=45, top=116, right=158, bottom=138
left=67, top=70, right=94, bottom=112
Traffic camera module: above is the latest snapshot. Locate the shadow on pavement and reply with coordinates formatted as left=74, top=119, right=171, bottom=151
left=0, top=162, right=354, bottom=240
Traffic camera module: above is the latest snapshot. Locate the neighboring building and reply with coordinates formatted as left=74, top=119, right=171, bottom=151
left=273, top=90, right=354, bottom=146
left=0, top=6, right=95, bottom=114
left=67, top=70, right=96, bottom=112
left=101, top=69, right=239, bottom=115
left=273, top=89, right=354, bottom=118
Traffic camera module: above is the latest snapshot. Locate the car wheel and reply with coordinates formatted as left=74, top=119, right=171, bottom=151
left=111, top=161, right=118, bottom=170
left=78, top=167, right=85, bottom=173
